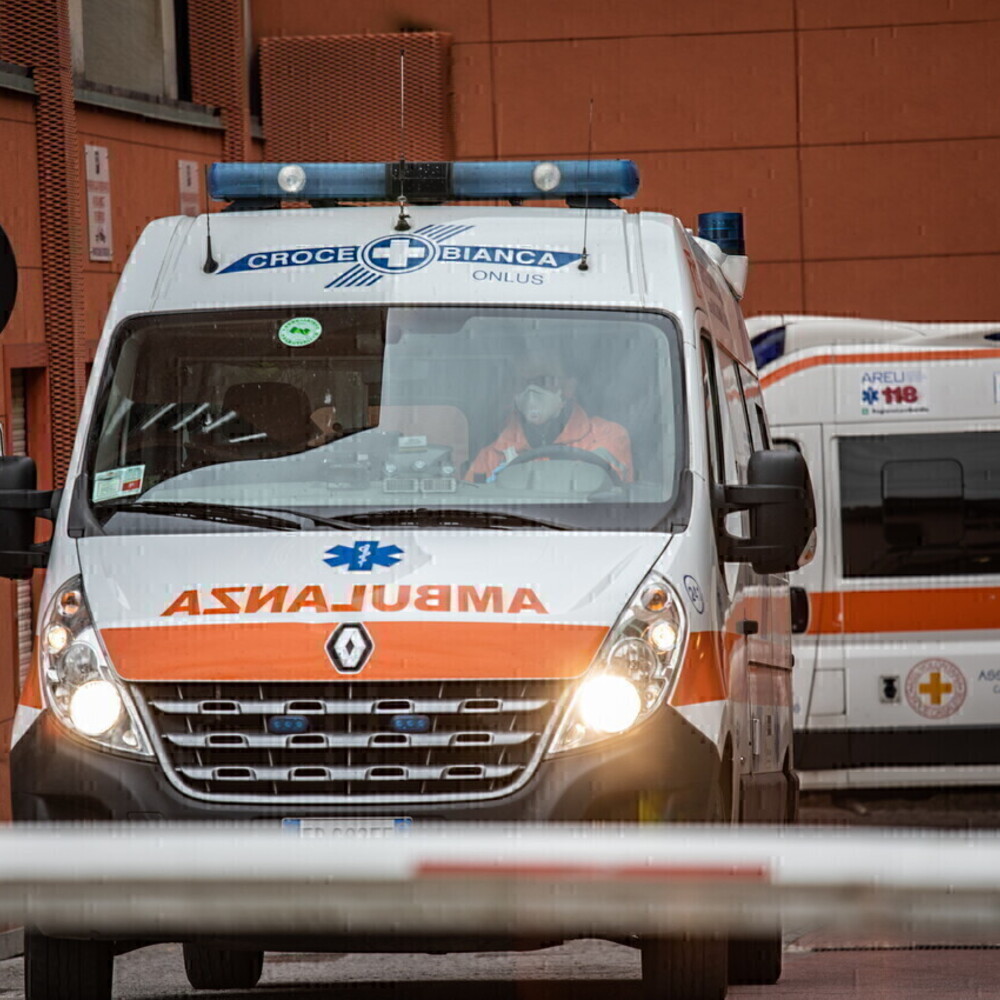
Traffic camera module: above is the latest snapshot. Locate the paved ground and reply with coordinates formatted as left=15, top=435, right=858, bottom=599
left=798, top=789, right=1000, bottom=830
left=3, top=936, right=1000, bottom=999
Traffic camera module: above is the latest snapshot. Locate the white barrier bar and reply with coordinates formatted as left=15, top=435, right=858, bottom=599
left=1, top=823, right=999, bottom=938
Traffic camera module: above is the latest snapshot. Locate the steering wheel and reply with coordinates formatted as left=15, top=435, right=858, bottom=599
left=503, top=444, right=624, bottom=488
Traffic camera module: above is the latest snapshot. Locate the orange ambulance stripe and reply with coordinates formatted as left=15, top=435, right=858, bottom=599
left=670, top=630, right=728, bottom=707
left=100, top=621, right=608, bottom=682
left=761, top=348, right=1000, bottom=388
left=807, top=587, right=1000, bottom=635
left=20, top=646, right=43, bottom=709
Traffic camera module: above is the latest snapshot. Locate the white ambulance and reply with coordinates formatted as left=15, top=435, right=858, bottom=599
left=0, top=161, right=813, bottom=1000
left=750, top=314, right=1000, bottom=793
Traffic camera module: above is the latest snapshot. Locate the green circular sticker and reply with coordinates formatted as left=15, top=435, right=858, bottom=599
left=278, top=316, right=322, bottom=347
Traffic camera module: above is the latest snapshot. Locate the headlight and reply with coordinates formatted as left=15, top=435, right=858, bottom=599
left=69, top=680, right=122, bottom=736
left=549, top=571, right=687, bottom=753
left=576, top=675, right=643, bottom=733
left=40, top=577, right=153, bottom=755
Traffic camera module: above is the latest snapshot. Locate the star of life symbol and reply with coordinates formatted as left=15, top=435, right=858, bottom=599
left=904, top=657, right=967, bottom=719
left=324, top=540, right=404, bottom=572
left=326, top=622, right=374, bottom=674
left=862, top=387, right=879, bottom=405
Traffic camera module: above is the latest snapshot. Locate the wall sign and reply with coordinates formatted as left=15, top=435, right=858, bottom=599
left=85, top=144, right=113, bottom=262
left=178, top=160, right=200, bottom=217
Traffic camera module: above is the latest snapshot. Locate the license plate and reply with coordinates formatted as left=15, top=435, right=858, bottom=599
left=282, top=817, right=412, bottom=838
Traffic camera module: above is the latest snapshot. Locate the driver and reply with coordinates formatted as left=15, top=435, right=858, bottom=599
left=466, top=352, right=633, bottom=482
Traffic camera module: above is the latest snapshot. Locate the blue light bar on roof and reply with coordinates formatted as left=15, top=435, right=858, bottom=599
left=207, top=160, right=639, bottom=203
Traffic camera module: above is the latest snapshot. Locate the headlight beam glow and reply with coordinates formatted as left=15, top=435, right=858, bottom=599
left=576, top=675, right=643, bottom=734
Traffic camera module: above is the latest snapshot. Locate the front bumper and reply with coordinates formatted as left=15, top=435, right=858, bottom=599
left=13, top=705, right=723, bottom=823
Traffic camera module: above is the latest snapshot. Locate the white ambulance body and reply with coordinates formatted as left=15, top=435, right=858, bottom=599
left=750, top=314, right=1000, bottom=792
left=0, top=161, right=813, bottom=1000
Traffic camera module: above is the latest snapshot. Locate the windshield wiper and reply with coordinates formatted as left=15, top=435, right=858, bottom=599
left=308, top=507, right=569, bottom=531
left=102, top=501, right=568, bottom=532
left=98, top=500, right=302, bottom=531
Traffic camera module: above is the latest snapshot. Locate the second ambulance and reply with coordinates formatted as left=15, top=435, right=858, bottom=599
left=752, top=314, right=1000, bottom=792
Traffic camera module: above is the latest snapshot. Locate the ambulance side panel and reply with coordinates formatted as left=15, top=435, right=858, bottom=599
left=697, top=298, right=793, bottom=821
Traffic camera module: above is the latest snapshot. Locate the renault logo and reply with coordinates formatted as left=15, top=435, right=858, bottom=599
left=326, top=623, right=374, bottom=674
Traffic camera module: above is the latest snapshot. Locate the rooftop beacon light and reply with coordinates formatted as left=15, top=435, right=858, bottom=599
left=696, top=211, right=749, bottom=300
left=208, top=160, right=639, bottom=205
left=697, top=211, right=745, bottom=256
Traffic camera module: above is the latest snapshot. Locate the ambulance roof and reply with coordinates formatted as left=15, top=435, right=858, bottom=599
left=759, top=336, right=1000, bottom=426
left=748, top=314, right=1000, bottom=369
left=111, top=206, right=688, bottom=318
left=101, top=159, right=752, bottom=366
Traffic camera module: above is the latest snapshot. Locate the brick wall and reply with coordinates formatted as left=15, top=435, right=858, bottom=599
left=251, top=0, right=1000, bottom=320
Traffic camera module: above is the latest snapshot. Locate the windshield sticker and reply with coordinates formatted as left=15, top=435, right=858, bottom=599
left=278, top=316, right=322, bottom=347
left=217, top=224, right=582, bottom=290
left=324, top=541, right=404, bottom=572
left=859, top=368, right=929, bottom=416
left=92, top=464, right=145, bottom=502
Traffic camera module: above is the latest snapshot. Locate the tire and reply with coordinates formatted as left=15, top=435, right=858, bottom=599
left=641, top=934, right=728, bottom=1000
left=24, top=931, right=113, bottom=1000
left=728, top=932, right=782, bottom=985
left=182, top=942, right=264, bottom=990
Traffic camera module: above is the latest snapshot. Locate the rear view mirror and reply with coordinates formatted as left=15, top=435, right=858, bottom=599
left=0, top=221, right=17, bottom=335
left=719, top=449, right=817, bottom=575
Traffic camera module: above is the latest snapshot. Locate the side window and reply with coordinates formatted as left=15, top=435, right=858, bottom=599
left=840, top=432, right=1000, bottom=578
left=699, top=337, right=724, bottom=484
left=738, top=364, right=769, bottom=451
left=754, top=404, right=770, bottom=450
left=704, top=342, right=751, bottom=554
left=720, top=352, right=753, bottom=484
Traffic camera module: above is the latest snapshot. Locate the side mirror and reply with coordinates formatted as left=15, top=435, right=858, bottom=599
left=719, top=449, right=817, bottom=575
left=0, top=455, right=54, bottom=578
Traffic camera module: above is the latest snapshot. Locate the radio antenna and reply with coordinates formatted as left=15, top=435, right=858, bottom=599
left=202, top=164, right=218, bottom=273
left=577, top=98, right=594, bottom=271
left=394, top=47, right=411, bottom=232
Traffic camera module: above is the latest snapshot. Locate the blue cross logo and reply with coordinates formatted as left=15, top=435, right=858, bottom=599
left=361, top=234, right=436, bottom=274
left=324, top=540, right=404, bottom=572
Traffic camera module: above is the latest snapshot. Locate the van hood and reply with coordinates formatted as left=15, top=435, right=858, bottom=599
left=77, top=531, right=669, bottom=682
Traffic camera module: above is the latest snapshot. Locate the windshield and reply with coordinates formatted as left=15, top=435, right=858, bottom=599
left=84, top=306, right=684, bottom=532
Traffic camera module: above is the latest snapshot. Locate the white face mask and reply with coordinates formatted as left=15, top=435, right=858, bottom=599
left=515, top=385, right=564, bottom=424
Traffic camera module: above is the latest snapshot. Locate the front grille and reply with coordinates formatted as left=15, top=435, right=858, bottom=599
left=134, top=680, right=566, bottom=804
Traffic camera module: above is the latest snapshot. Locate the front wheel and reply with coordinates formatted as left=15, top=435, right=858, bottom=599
left=24, top=931, right=113, bottom=1000
left=641, top=934, right=728, bottom=1000
left=182, top=942, right=264, bottom=990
